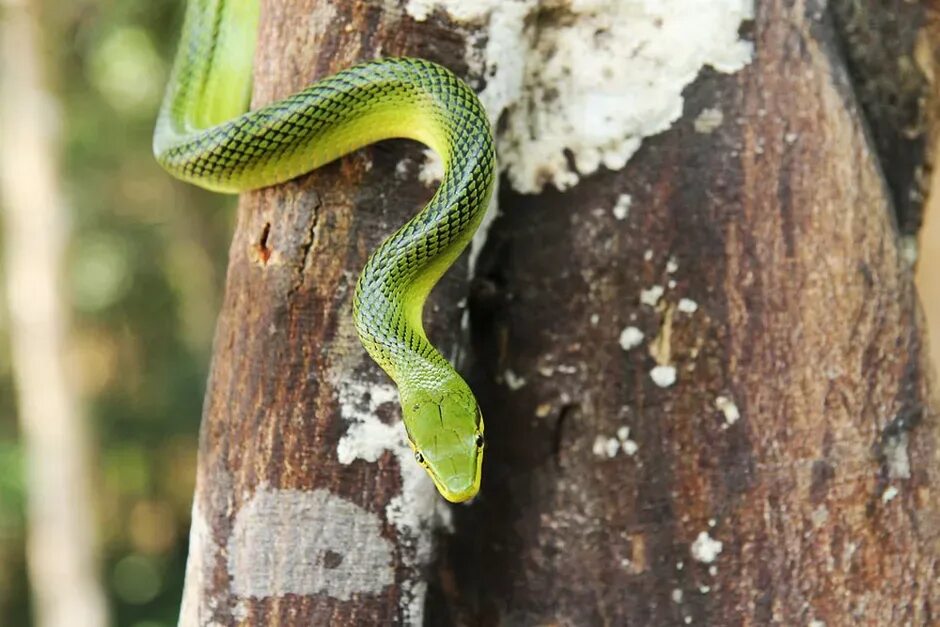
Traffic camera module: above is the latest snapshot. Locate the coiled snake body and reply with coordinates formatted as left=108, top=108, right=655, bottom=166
left=154, top=0, right=495, bottom=502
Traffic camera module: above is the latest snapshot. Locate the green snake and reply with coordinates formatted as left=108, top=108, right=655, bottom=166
left=154, top=0, right=495, bottom=502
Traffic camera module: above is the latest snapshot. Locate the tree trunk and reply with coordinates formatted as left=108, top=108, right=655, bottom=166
left=177, top=2, right=482, bottom=625
left=181, top=1, right=940, bottom=626
left=0, top=2, right=108, bottom=626
left=432, top=1, right=940, bottom=626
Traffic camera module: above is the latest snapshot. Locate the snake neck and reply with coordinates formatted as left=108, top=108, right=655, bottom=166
left=352, top=66, right=495, bottom=388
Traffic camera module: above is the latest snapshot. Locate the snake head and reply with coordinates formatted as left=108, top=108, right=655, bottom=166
left=400, top=381, right=484, bottom=503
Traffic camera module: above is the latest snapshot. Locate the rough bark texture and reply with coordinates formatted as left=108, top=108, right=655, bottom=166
left=177, top=1, right=478, bottom=625
left=182, top=1, right=940, bottom=626
left=431, top=2, right=940, bottom=626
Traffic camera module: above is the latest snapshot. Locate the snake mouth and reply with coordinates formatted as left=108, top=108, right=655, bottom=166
left=413, top=443, right=482, bottom=503
left=404, top=400, right=485, bottom=502
left=429, top=472, right=480, bottom=503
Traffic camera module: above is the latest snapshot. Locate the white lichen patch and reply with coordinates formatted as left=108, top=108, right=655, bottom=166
left=884, top=432, right=911, bottom=479
left=690, top=530, right=722, bottom=563
left=900, top=235, right=920, bottom=268
left=592, top=428, right=639, bottom=459
left=617, top=427, right=639, bottom=455
left=640, top=285, right=665, bottom=307
left=693, top=107, right=724, bottom=133
left=227, top=488, right=394, bottom=600
left=407, top=0, right=752, bottom=284
left=405, top=0, right=490, bottom=22
left=417, top=148, right=444, bottom=186
left=592, top=435, right=621, bottom=458
left=395, top=158, right=413, bottom=179
left=612, top=193, right=632, bottom=220
left=619, top=326, right=645, bottom=351
left=334, top=383, right=399, bottom=463
left=666, top=256, right=679, bottom=274
left=233, top=598, right=249, bottom=622
left=714, top=395, right=740, bottom=425
left=901, top=234, right=919, bottom=267
left=503, top=369, right=527, bottom=390
left=671, top=588, right=684, bottom=603
left=882, top=486, right=899, bottom=503
left=407, top=0, right=754, bottom=194
left=677, top=298, right=698, bottom=313
left=650, top=365, right=677, bottom=388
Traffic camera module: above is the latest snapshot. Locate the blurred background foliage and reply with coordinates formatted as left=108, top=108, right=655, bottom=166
left=0, top=0, right=234, bottom=624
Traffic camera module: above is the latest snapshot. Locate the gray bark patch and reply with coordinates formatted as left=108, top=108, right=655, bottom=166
left=227, top=487, right=394, bottom=600
left=178, top=501, right=219, bottom=626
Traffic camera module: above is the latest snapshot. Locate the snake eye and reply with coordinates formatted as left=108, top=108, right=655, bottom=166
left=414, top=451, right=424, bottom=464
left=475, top=434, right=484, bottom=448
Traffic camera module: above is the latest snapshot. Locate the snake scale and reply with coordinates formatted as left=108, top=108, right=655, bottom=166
left=154, top=0, right=495, bottom=502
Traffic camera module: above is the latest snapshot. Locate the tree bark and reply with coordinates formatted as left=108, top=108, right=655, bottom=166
left=431, top=2, right=940, bottom=626
left=0, top=1, right=108, bottom=626
left=181, top=1, right=940, bottom=626
left=177, top=2, right=481, bottom=625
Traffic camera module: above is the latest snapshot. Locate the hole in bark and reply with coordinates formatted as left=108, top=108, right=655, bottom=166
left=737, top=18, right=756, bottom=41
left=254, top=222, right=272, bottom=264
left=322, top=549, right=343, bottom=569
left=553, top=403, right=577, bottom=467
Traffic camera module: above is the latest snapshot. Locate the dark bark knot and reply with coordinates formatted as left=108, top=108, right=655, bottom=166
left=253, top=222, right=273, bottom=265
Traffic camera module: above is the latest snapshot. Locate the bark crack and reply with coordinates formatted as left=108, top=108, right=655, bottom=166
left=553, top=403, right=577, bottom=468
left=287, top=191, right=322, bottom=300
left=253, top=222, right=272, bottom=265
